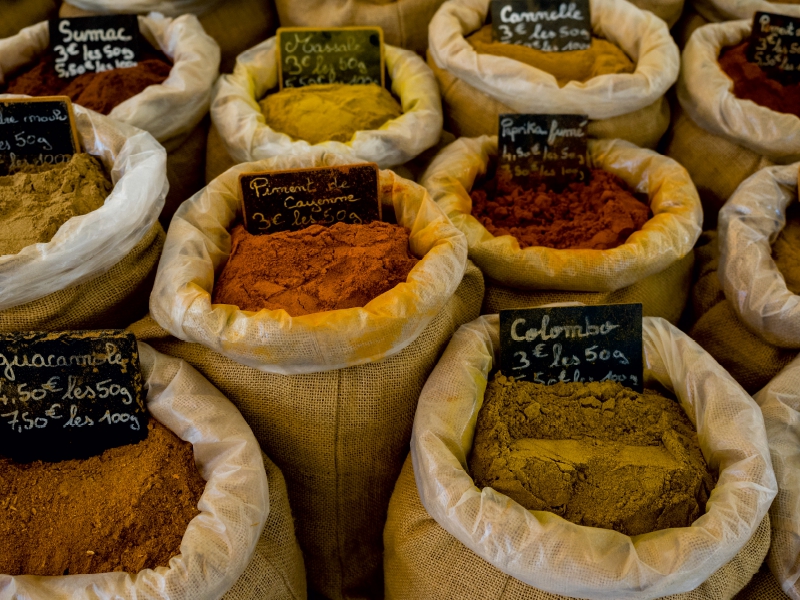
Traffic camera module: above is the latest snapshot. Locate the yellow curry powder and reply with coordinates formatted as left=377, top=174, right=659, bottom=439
left=466, top=25, right=635, bottom=86
left=259, top=83, right=403, bottom=145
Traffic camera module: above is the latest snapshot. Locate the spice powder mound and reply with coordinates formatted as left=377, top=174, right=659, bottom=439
left=719, top=41, right=800, bottom=118
left=0, top=420, right=206, bottom=576
left=213, top=221, right=419, bottom=316
left=773, top=204, right=800, bottom=295
left=470, top=168, right=651, bottom=250
left=3, top=44, right=171, bottom=116
left=467, top=25, right=635, bottom=87
left=470, top=375, right=716, bottom=536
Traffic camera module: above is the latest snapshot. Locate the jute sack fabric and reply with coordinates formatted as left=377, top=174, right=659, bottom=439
left=688, top=164, right=800, bottom=393
left=2, top=13, right=220, bottom=224
left=59, top=0, right=276, bottom=74
left=734, top=565, right=790, bottom=599
left=0, top=101, right=167, bottom=331
left=146, top=151, right=482, bottom=598
left=665, top=20, right=800, bottom=228
left=0, top=0, right=56, bottom=39
left=0, top=342, right=285, bottom=600
left=206, top=38, right=443, bottom=183
left=274, top=0, right=447, bottom=54
left=426, top=0, right=679, bottom=148
left=419, top=136, right=701, bottom=322
left=385, top=313, right=776, bottom=599
left=751, top=354, right=800, bottom=599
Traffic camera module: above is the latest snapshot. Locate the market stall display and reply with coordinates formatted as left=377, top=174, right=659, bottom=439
left=0, top=14, right=220, bottom=224
left=665, top=19, right=800, bottom=228
left=0, top=101, right=166, bottom=332
left=206, top=35, right=443, bottom=182
left=385, top=314, right=776, bottom=599
left=689, top=163, right=800, bottom=394
left=421, top=136, right=701, bottom=322
left=426, top=0, right=679, bottom=149
left=140, top=151, right=482, bottom=599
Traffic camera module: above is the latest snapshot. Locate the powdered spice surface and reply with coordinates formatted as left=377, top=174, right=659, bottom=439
left=3, top=45, right=171, bottom=115
left=467, top=25, right=635, bottom=87
left=0, top=153, right=111, bottom=256
left=0, top=420, right=205, bottom=576
left=773, top=205, right=800, bottom=295
left=213, top=221, right=419, bottom=316
left=719, top=41, right=800, bottom=117
left=470, top=168, right=651, bottom=250
left=259, top=83, right=403, bottom=145
left=470, top=375, right=715, bottom=536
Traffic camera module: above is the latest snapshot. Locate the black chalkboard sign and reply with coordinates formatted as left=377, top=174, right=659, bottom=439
left=276, top=26, right=385, bottom=89
left=748, top=12, right=800, bottom=84
left=498, top=113, right=589, bottom=189
left=0, top=330, right=148, bottom=462
left=49, top=15, right=141, bottom=80
left=239, top=163, right=381, bottom=235
left=491, top=0, right=591, bottom=52
left=0, top=97, right=80, bottom=172
left=499, top=304, right=643, bottom=392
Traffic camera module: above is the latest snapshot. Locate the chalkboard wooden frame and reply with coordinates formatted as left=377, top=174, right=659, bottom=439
left=0, top=96, right=81, bottom=160
left=276, top=26, right=386, bottom=90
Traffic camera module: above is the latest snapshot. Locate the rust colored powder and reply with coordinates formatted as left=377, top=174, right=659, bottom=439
left=719, top=41, right=800, bottom=117
left=3, top=46, right=171, bottom=115
left=470, top=168, right=651, bottom=250
left=213, top=222, right=420, bottom=316
left=0, top=420, right=205, bottom=576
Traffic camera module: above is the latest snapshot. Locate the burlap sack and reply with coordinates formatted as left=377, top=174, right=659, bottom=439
left=689, top=164, right=800, bottom=393
left=385, top=313, right=776, bottom=599
left=274, top=0, right=446, bottom=54
left=427, top=0, right=679, bottom=149
left=145, top=151, right=482, bottom=598
left=206, top=38, right=443, bottom=183
left=0, top=0, right=56, bottom=39
left=0, top=101, right=167, bottom=331
left=59, top=0, right=277, bottom=73
left=734, top=565, right=790, bottom=600
left=0, top=342, right=301, bottom=599
left=665, top=20, right=800, bottom=228
left=419, top=136, right=701, bottom=322
left=2, top=13, right=220, bottom=223
left=752, top=355, right=800, bottom=599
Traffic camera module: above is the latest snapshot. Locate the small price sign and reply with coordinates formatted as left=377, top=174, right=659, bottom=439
left=49, top=15, right=141, bottom=80
left=747, top=12, right=800, bottom=83
left=498, top=113, right=589, bottom=189
left=0, top=330, right=148, bottom=462
left=239, top=163, right=381, bottom=235
left=276, top=26, right=385, bottom=89
left=490, top=0, right=591, bottom=52
left=0, top=96, right=79, bottom=172
left=499, top=304, right=643, bottom=392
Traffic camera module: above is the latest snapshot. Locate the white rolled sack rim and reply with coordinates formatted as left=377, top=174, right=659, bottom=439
left=411, top=313, right=777, bottom=599
left=0, top=13, right=221, bottom=146
left=0, top=343, right=269, bottom=600
left=209, top=35, right=444, bottom=169
left=427, top=0, right=680, bottom=120
left=719, top=162, right=800, bottom=348
left=694, top=0, right=800, bottom=24
left=149, top=150, right=468, bottom=375
left=679, top=20, right=800, bottom=162
left=419, top=136, right=702, bottom=292
left=0, top=99, right=167, bottom=312
left=754, top=354, right=800, bottom=600
left=59, top=0, right=224, bottom=19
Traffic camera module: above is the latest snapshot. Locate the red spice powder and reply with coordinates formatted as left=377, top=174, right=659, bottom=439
left=213, top=222, right=420, bottom=316
left=3, top=45, right=171, bottom=116
left=470, top=168, right=651, bottom=250
left=718, top=41, right=800, bottom=117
